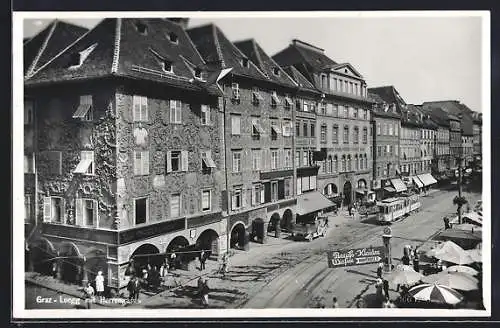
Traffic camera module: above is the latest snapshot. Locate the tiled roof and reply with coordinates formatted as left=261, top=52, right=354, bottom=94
left=368, top=86, right=408, bottom=115
left=402, top=104, right=424, bottom=128
left=25, top=18, right=222, bottom=95
left=422, top=101, right=474, bottom=135
left=24, top=20, right=88, bottom=76
left=282, top=65, right=319, bottom=93
left=187, top=24, right=268, bottom=81
left=272, top=39, right=337, bottom=72
left=234, top=39, right=297, bottom=88
left=420, top=105, right=451, bottom=127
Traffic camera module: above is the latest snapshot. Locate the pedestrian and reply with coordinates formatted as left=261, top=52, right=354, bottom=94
left=443, top=217, right=451, bottom=230
left=170, top=252, right=177, bottom=270
left=159, top=262, right=167, bottom=285
left=201, top=278, right=210, bottom=308
left=197, top=276, right=204, bottom=297
left=348, top=204, right=353, bottom=216
left=377, top=262, right=383, bottom=279
left=383, top=279, right=390, bottom=299
left=199, top=250, right=206, bottom=271
left=401, top=254, right=410, bottom=266
left=52, top=261, right=58, bottom=279
left=127, top=276, right=136, bottom=301
left=83, top=282, right=94, bottom=309
left=95, top=271, right=105, bottom=298
left=332, top=296, right=339, bottom=308
left=132, top=276, right=141, bottom=301
left=382, top=297, right=396, bottom=308
left=413, top=252, right=420, bottom=273
left=375, top=278, right=383, bottom=303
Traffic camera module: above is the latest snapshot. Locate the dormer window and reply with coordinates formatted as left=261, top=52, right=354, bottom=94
left=241, top=58, right=249, bottom=68
left=273, top=67, right=280, bottom=76
left=194, top=68, right=202, bottom=79
left=169, top=32, right=178, bottom=44
left=162, top=60, right=173, bottom=73
left=135, top=21, right=147, bottom=35
left=67, top=43, right=98, bottom=69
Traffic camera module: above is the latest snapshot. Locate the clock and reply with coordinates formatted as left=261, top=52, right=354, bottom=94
left=383, top=227, right=392, bottom=236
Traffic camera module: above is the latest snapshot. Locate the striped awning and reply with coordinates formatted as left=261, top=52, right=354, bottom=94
left=72, top=104, right=91, bottom=118
left=412, top=176, right=424, bottom=188
left=417, top=173, right=438, bottom=186
left=390, top=178, right=408, bottom=192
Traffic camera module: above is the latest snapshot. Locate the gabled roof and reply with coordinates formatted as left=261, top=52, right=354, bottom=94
left=329, top=62, right=364, bottom=79
left=234, top=39, right=297, bottom=88
left=368, top=86, right=408, bottom=115
left=422, top=100, right=474, bottom=135
left=282, top=65, right=319, bottom=93
left=187, top=24, right=268, bottom=81
left=402, top=104, right=424, bottom=128
left=368, top=92, right=400, bottom=119
left=409, top=104, right=437, bottom=130
left=420, top=105, right=451, bottom=128
left=272, top=39, right=337, bottom=72
left=24, top=20, right=88, bottom=77
left=25, top=18, right=221, bottom=94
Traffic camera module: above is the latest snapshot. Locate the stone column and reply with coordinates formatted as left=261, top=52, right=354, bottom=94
left=243, top=230, right=250, bottom=251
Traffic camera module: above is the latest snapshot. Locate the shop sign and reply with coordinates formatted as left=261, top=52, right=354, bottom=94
left=327, top=246, right=385, bottom=268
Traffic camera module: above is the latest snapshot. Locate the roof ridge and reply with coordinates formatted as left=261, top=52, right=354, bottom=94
left=212, top=25, right=225, bottom=67
left=111, top=18, right=121, bottom=74
left=182, top=24, right=207, bottom=66
left=27, top=19, right=106, bottom=80
left=25, top=20, right=58, bottom=79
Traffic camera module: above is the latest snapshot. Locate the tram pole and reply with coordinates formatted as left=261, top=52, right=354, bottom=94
left=382, top=227, right=392, bottom=273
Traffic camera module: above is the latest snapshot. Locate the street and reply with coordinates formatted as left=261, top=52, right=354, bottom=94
left=133, top=188, right=481, bottom=309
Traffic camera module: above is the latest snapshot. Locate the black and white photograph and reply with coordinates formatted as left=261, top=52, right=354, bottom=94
left=12, top=11, right=490, bottom=318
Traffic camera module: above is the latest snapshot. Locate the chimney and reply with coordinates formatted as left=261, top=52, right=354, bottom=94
left=167, top=18, right=190, bottom=29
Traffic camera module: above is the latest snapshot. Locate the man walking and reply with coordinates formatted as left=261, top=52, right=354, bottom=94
left=413, top=248, right=420, bottom=273
left=199, top=250, right=207, bottom=271
left=383, top=279, right=390, bottom=300
left=377, top=262, right=383, bottom=279
left=201, top=278, right=210, bottom=308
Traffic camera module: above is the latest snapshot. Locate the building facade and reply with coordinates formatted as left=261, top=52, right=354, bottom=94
left=273, top=39, right=373, bottom=207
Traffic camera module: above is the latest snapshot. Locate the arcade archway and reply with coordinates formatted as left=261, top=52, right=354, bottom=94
left=281, top=209, right=294, bottom=232
left=343, top=181, right=353, bottom=206
left=357, top=179, right=367, bottom=189
left=230, top=223, right=247, bottom=249
left=29, top=238, right=57, bottom=275
left=251, top=218, right=265, bottom=243
left=84, top=248, right=108, bottom=286
left=59, top=242, right=84, bottom=284
left=268, top=213, right=281, bottom=233
left=129, top=243, right=163, bottom=275
left=196, top=229, right=219, bottom=258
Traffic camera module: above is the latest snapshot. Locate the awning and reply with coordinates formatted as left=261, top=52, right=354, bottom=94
left=384, top=187, right=396, bottom=193
left=252, top=121, right=265, bottom=134
left=74, top=159, right=92, bottom=174
left=417, top=173, right=438, bottom=186
left=390, top=178, right=407, bottom=192
left=412, top=176, right=424, bottom=188
left=202, top=155, right=216, bottom=168
left=72, top=104, right=91, bottom=118
left=296, top=191, right=335, bottom=215
left=271, top=124, right=282, bottom=134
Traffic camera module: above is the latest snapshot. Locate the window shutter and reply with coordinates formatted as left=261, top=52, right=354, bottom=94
left=183, top=102, right=190, bottom=123
left=93, top=200, right=98, bottom=228
left=169, top=100, right=175, bottom=123
left=264, top=182, right=271, bottom=203
left=279, top=149, right=284, bottom=169
left=133, top=96, right=140, bottom=122
left=260, top=187, right=265, bottom=204
left=166, top=151, right=172, bottom=173
left=75, top=198, right=83, bottom=226
left=134, top=152, right=141, bottom=175
left=143, top=151, right=149, bottom=175
left=181, top=150, right=189, bottom=172
left=141, top=96, right=148, bottom=121
left=43, top=197, right=51, bottom=222
left=231, top=192, right=236, bottom=211
left=241, top=189, right=246, bottom=208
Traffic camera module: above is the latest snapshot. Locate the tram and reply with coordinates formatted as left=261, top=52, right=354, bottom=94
left=376, top=194, right=421, bottom=224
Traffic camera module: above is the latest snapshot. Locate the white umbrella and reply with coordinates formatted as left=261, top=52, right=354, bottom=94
left=427, top=240, right=474, bottom=265
left=446, top=265, right=479, bottom=276
left=422, top=271, right=479, bottom=291
left=385, top=265, right=423, bottom=286
left=466, top=248, right=482, bottom=263
left=409, top=283, right=464, bottom=305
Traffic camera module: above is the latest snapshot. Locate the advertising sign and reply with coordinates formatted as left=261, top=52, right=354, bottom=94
left=327, top=246, right=385, bottom=268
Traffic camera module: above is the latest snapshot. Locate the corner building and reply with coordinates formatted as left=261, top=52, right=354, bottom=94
left=273, top=40, right=373, bottom=207
left=25, top=18, right=228, bottom=292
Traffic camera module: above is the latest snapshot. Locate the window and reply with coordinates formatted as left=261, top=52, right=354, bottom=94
left=135, top=21, right=147, bottom=34
left=271, top=149, right=279, bottom=170
left=333, top=104, right=338, bottom=117
left=194, top=68, right=203, bottom=79
left=161, top=60, right=173, bottom=73
left=296, top=99, right=302, bottom=111
left=282, top=120, right=292, bottom=137
left=303, top=151, right=308, bottom=167
left=74, top=151, right=95, bottom=175
left=377, top=146, right=382, bottom=158
left=353, top=107, right=358, bottom=118
left=169, top=100, right=182, bottom=123
left=344, top=81, right=348, bottom=92
left=343, top=126, right=349, bottom=144
left=284, top=96, right=292, bottom=110
left=310, top=123, right=315, bottom=137
left=252, top=184, right=264, bottom=205
left=170, top=194, right=181, bottom=218
left=326, top=155, right=332, bottom=173
left=354, top=155, right=358, bottom=171
left=232, top=151, right=242, bottom=173
left=321, top=74, right=327, bottom=89
left=24, top=153, right=35, bottom=173
left=24, top=100, right=34, bottom=125
left=231, top=83, right=240, bottom=100
left=67, top=43, right=98, bottom=69
left=201, top=150, right=216, bottom=171
left=320, top=103, right=327, bottom=115
left=241, top=58, right=249, bottom=68
left=271, top=181, right=278, bottom=201
left=354, top=127, right=359, bottom=144
left=252, top=87, right=263, bottom=105
left=252, top=149, right=261, bottom=171
left=46, top=151, right=62, bottom=174
left=273, top=67, right=280, bottom=76
left=79, top=95, right=93, bottom=121
left=349, top=82, right=353, bottom=94
left=295, top=122, right=301, bottom=137
left=284, top=178, right=292, bottom=198
left=355, top=84, right=359, bottom=96
left=377, top=123, right=381, bottom=135
left=134, top=151, right=150, bottom=175
left=76, top=199, right=98, bottom=227
left=334, top=155, right=338, bottom=172
left=231, top=115, right=241, bottom=135
left=271, top=91, right=280, bottom=108
left=341, top=156, right=346, bottom=172
left=320, top=124, right=327, bottom=143
left=201, top=190, right=211, bottom=211
left=133, top=95, right=148, bottom=122
left=389, top=124, right=393, bottom=136
left=363, top=127, right=368, bottom=144
left=296, top=177, right=302, bottom=195
left=201, top=105, right=210, bottom=125
left=347, top=155, right=352, bottom=171
left=383, top=123, right=387, bottom=135
left=232, top=188, right=242, bottom=210
left=343, top=106, right=348, bottom=117
left=43, top=197, right=65, bottom=223
left=303, top=122, right=308, bottom=137
left=284, top=149, right=292, bottom=168
left=295, top=150, right=300, bottom=167
left=24, top=195, right=32, bottom=223
left=271, top=121, right=281, bottom=140
left=168, top=32, right=178, bottom=43
left=166, top=150, right=189, bottom=173
left=332, top=125, right=339, bottom=144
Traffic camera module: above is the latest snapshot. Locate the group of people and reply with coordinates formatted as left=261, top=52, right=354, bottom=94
left=197, top=276, right=211, bottom=308
left=81, top=271, right=106, bottom=309
left=401, top=244, right=421, bottom=273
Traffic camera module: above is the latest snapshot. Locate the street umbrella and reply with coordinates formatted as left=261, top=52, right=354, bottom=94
left=422, top=271, right=479, bottom=291
left=426, top=240, right=474, bottom=265
left=466, top=248, right=482, bottom=263
left=446, top=265, right=479, bottom=276
left=453, top=224, right=482, bottom=232
left=408, top=283, right=464, bottom=305
left=426, top=240, right=464, bottom=258
left=385, top=265, right=423, bottom=286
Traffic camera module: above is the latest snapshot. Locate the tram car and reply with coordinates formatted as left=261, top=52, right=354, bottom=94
left=376, top=194, right=421, bottom=224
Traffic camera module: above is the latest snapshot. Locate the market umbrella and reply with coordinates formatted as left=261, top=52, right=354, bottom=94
left=422, top=271, right=479, bottom=291
left=385, top=265, right=423, bottom=286
left=427, top=241, right=474, bottom=265
left=453, top=224, right=482, bottom=232
left=466, top=248, right=482, bottom=263
left=446, top=265, right=479, bottom=276
left=427, top=240, right=464, bottom=258
left=461, top=212, right=483, bottom=226
left=408, top=283, right=464, bottom=305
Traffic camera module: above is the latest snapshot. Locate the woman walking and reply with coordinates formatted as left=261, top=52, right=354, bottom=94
left=95, top=271, right=105, bottom=298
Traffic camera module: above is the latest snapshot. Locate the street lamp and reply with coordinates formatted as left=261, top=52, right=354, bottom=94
left=456, top=113, right=464, bottom=224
